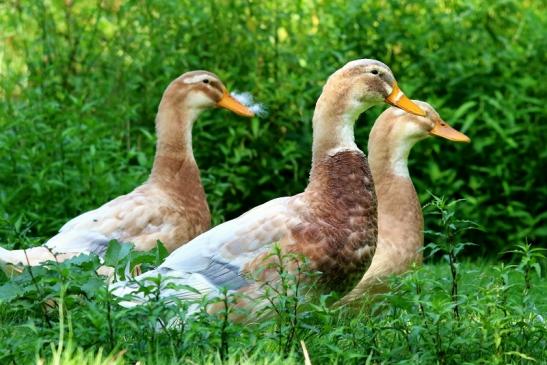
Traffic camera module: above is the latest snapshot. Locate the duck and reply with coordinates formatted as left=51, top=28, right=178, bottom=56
left=111, top=59, right=427, bottom=319
left=0, top=71, right=255, bottom=272
left=339, top=101, right=470, bottom=305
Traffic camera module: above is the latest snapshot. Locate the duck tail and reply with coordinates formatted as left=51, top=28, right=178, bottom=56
left=0, top=246, right=56, bottom=270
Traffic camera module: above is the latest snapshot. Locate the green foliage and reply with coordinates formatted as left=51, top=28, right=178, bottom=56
left=0, top=0, right=545, bottom=254
left=0, top=1, right=546, bottom=363
left=43, top=343, right=126, bottom=365
left=506, top=241, right=546, bottom=299
left=0, top=212, right=545, bottom=363
left=0, top=243, right=545, bottom=364
left=253, top=245, right=322, bottom=356
left=424, top=195, right=480, bottom=318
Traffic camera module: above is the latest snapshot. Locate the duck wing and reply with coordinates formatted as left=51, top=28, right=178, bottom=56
left=111, top=196, right=298, bottom=305
left=0, top=185, right=175, bottom=267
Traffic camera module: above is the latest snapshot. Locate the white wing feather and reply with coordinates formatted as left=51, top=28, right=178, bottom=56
left=161, top=196, right=292, bottom=271
left=112, top=196, right=297, bottom=304
left=45, top=185, right=169, bottom=256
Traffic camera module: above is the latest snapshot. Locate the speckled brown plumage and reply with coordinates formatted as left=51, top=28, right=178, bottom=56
left=289, top=150, right=377, bottom=289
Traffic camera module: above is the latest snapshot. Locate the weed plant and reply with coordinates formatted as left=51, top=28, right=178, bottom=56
left=0, top=198, right=545, bottom=364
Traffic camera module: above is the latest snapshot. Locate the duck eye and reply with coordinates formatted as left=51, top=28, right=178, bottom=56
left=370, top=70, right=379, bottom=75
left=202, top=79, right=209, bottom=84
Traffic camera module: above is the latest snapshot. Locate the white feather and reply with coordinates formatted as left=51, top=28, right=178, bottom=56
left=45, top=230, right=111, bottom=256
left=112, top=197, right=294, bottom=306
left=231, top=91, right=267, bottom=117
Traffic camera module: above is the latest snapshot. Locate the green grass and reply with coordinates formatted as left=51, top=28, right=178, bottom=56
left=0, top=198, right=545, bottom=364
left=0, top=197, right=547, bottom=364
left=1, top=258, right=545, bottom=364
left=1, top=197, right=543, bottom=364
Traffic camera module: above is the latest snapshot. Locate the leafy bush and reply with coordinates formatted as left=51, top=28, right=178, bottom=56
left=0, top=0, right=545, bottom=255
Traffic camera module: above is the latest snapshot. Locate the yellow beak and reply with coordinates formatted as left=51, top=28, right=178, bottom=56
left=430, top=119, right=471, bottom=143
left=217, top=91, right=255, bottom=117
left=385, top=82, right=426, bottom=117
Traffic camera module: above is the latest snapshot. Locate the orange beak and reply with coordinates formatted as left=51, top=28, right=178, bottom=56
left=385, top=82, right=426, bottom=117
left=430, top=119, right=471, bottom=143
left=217, top=91, right=255, bottom=117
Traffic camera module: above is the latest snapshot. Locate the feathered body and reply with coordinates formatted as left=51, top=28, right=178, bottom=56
left=340, top=102, right=469, bottom=303
left=289, top=150, right=377, bottom=288
left=0, top=71, right=254, bottom=270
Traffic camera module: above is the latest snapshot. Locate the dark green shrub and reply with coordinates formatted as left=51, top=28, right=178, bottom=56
left=0, top=0, right=545, bottom=254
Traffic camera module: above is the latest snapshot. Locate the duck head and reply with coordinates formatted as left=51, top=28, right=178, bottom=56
left=372, top=100, right=470, bottom=145
left=162, top=70, right=255, bottom=117
left=321, top=59, right=426, bottom=117
left=368, top=101, right=469, bottom=179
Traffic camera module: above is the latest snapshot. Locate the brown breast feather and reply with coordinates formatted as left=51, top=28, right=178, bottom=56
left=141, top=155, right=211, bottom=251
left=288, top=150, right=378, bottom=290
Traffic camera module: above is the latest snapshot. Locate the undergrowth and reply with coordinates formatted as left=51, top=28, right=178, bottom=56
left=0, top=198, right=545, bottom=364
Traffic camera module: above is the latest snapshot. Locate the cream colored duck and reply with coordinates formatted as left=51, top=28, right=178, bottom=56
left=111, top=59, right=426, bottom=318
left=339, top=101, right=470, bottom=304
left=0, top=71, right=254, bottom=271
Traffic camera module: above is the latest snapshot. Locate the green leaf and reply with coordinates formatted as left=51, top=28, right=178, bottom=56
left=103, top=240, right=134, bottom=268
left=81, top=277, right=105, bottom=298
left=152, top=240, right=169, bottom=266
left=0, top=282, right=23, bottom=302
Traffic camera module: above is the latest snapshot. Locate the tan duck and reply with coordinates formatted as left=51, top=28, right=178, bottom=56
left=111, top=59, right=426, bottom=318
left=0, top=71, right=254, bottom=271
left=339, top=101, right=470, bottom=305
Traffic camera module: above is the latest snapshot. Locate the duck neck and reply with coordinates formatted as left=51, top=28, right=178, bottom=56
left=149, top=98, right=200, bottom=184
left=310, top=92, right=368, bottom=173
left=368, top=134, right=415, bottom=181
left=368, top=135, right=424, bottom=254
left=306, top=92, right=373, bottom=208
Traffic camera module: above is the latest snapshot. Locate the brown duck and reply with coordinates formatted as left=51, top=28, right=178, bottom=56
left=0, top=71, right=254, bottom=271
left=340, top=101, right=470, bottom=304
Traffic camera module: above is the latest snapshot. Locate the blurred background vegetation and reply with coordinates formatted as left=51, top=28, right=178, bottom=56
left=0, top=0, right=545, bottom=256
